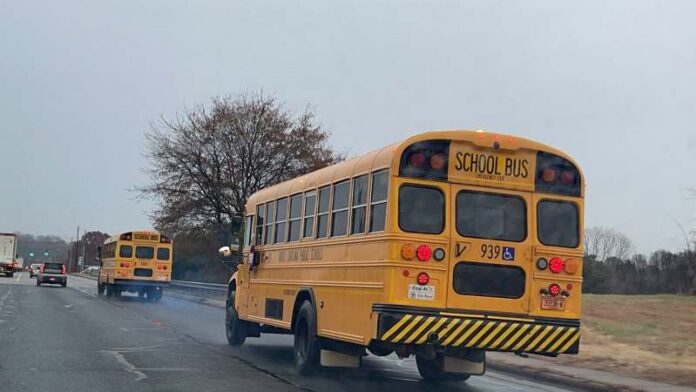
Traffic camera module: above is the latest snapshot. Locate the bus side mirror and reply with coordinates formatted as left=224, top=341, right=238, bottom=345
left=218, top=244, right=240, bottom=260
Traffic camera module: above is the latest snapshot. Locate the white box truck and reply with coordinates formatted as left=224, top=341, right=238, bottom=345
left=0, top=233, right=18, bottom=278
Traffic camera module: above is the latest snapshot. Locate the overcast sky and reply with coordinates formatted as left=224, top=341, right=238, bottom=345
left=1, top=0, right=695, bottom=253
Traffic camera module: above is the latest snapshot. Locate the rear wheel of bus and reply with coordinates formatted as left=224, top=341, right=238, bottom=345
left=97, top=281, right=105, bottom=296
left=225, top=290, right=247, bottom=346
left=293, top=301, right=320, bottom=375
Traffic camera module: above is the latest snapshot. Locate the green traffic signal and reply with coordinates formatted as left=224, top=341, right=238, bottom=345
left=29, top=252, right=35, bottom=257
left=43, top=251, right=49, bottom=257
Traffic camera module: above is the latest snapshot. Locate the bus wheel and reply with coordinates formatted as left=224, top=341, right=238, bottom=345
left=225, top=290, right=247, bottom=346
left=416, top=353, right=470, bottom=382
left=148, top=287, right=162, bottom=302
left=97, top=281, right=105, bottom=296
left=106, top=284, right=114, bottom=297
left=293, top=301, right=320, bottom=375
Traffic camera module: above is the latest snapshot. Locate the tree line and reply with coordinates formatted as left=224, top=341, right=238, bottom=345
left=583, top=227, right=696, bottom=295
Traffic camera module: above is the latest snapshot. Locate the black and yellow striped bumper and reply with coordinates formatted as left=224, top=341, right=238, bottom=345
left=375, top=306, right=580, bottom=355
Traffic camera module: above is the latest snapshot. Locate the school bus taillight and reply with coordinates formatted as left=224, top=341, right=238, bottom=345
left=548, top=283, right=561, bottom=296
left=564, top=259, right=579, bottom=275
left=119, top=262, right=131, bottom=268
left=401, top=244, right=416, bottom=260
left=549, top=257, right=565, bottom=273
left=417, top=272, right=430, bottom=285
left=416, top=244, right=432, bottom=262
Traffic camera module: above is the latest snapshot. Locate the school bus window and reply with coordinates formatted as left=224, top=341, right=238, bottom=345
left=456, top=191, right=526, bottom=242
left=275, top=198, right=288, bottom=243
left=255, top=204, right=264, bottom=245
left=369, top=170, right=388, bottom=232
left=157, top=248, right=170, bottom=261
left=288, top=194, right=303, bottom=242
left=351, top=175, right=368, bottom=234
left=316, top=186, right=330, bottom=238
left=538, top=200, right=579, bottom=248
left=264, top=201, right=275, bottom=245
left=136, top=246, right=155, bottom=259
left=244, top=215, right=253, bottom=246
left=331, top=181, right=350, bottom=237
left=399, top=185, right=444, bottom=234
left=303, top=192, right=316, bottom=238
left=119, top=245, right=132, bottom=258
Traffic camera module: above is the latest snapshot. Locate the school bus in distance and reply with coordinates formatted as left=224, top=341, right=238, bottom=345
left=97, top=230, right=173, bottom=301
left=219, top=130, right=584, bottom=381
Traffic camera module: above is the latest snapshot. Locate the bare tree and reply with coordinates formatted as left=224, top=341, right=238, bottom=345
left=138, top=92, right=342, bottom=245
left=583, top=226, right=635, bottom=261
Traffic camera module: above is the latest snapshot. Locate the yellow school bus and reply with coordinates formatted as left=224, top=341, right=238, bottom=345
left=98, top=230, right=173, bottom=301
left=220, top=130, right=583, bottom=380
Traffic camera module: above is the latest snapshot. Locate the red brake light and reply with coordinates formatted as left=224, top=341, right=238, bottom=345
left=549, top=283, right=561, bottom=296
left=163, top=265, right=167, bottom=270
left=61, top=265, right=66, bottom=274
left=542, top=168, right=557, bottom=183
left=549, top=257, right=565, bottom=273
left=409, top=152, right=426, bottom=168
left=40, top=264, right=45, bottom=273
left=416, top=245, right=432, bottom=262
left=560, top=170, right=575, bottom=184
left=417, top=272, right=430, bottom=285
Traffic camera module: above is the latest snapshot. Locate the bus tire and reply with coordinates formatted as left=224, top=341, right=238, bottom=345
left=293, top=301, right=320, bottom=375
left=7, top=272, right=13, bottom=278
left=36, top=279, right=40, bottom=287
left=225, top=290, right=246, bottom=346
left=106, top=284, right=114, bottom=297
left=416, top=353, right=470, bottom=382
left=97, top=281, right=105, bottom=296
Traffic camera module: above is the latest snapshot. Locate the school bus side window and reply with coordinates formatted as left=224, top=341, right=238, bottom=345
left=351, top=175, right=368, bottom=234
left=303, top=191, right=316, bottom=238
left=244, top=215, right=253, bottom=247
left=331, top=181, right=350, bottom=236
left=255, top=204, right=264, bottom=245
left=275, top=198, right=288, bottom=243
left=288, top=194, right=303, bottom=242
left=316, top=187, right=330, bottom=238
left=119, top=245, right=132, bottom=258
left=369, top=170, right=388, bottom=232
left=264, top=201, right=275, bottom=245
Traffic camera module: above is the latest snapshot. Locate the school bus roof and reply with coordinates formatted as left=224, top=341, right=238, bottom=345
left=103, top=230, right=162, bottom=245
left=245, top=129, right=583, bottom=209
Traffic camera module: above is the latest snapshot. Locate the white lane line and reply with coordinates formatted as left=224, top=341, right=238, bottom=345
left=103, top=350, right=148, bottom=382
left=16, top=274, right=21, bottom=283
left=120, top=327, right=129, bottom=332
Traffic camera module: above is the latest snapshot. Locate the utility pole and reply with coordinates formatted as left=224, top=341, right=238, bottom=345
left=75, top=226, right=80, bottom=273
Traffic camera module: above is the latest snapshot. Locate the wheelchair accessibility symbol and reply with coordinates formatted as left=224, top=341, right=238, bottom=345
left=502, top=247, right=515, bottom=261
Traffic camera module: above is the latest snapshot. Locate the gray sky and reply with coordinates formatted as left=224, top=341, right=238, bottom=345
left=1, top=0, right=695, bottom=253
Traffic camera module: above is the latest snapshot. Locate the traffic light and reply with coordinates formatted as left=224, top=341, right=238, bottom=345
left=43, top=250, right=49, bottom=257
left=29, top=252, right=35, bottom=257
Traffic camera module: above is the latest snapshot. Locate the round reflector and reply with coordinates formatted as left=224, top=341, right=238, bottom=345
left=536, top=258, right=548, bottom=270
left=402, top=269, right=410, bottom=277
left=401, top=244, right=416, bottom=260
left=549, top=283, right=561, bottom=296
left=416, top=245, right=432, bottom=262
left=542, top=168, right=557, bottom=183
left=409, top=152, right=426, bottom=168
left=564, top=259, right=578, bottom=274
left=549, top=257, right=565, bottom=273
left=430, top=154, right=446, bottom=170
left=433, top=248, right=446, bottom=261
left=417, top=272, right=430, bottom=285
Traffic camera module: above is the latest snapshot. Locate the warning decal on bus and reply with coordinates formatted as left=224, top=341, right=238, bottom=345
left=408, top=284, right=435, bottom=301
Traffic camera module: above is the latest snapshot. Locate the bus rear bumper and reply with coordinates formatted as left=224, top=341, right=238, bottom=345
left=374, top=304, right=580, bottom=355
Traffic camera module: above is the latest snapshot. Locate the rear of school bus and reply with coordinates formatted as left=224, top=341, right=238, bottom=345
left=99, top=231, right=173, bottom=301
left=373, top=130, right=583, bottom=378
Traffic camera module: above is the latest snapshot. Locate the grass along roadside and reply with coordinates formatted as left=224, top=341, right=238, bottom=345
left=547, top=294, right=696, bottom=387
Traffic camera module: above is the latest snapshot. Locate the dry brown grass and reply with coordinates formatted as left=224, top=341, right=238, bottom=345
left=548, top=294, right=696, bottom=386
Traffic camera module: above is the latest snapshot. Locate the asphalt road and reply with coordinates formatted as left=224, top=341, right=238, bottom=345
left=0, top=273, right=579, bottom=392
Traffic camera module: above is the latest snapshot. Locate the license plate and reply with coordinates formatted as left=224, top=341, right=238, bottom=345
left=541, top=296, right=565, bottom=310
left=408, top=284, right=435, bottom=301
